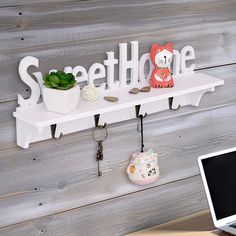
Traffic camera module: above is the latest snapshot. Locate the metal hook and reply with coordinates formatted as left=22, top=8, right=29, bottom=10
left=135, top=105, right=147, bottom=132
left=135, top=105, right=147, bottom=153
left=94, top=114, right=106, bottom=128
left=94, top=114, right=100, bottom=127
left=135, top=105, right=147, bottom=118
left=169, top=97, right=180, bottom=110
left=135, top=105, right=141, bottom=118
left=50, top=124, right=63, bottom=139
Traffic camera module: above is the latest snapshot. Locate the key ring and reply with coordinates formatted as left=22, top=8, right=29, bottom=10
left=92, top=124, right=108, bottom=142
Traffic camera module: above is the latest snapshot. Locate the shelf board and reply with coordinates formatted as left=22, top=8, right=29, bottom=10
left=14, top=72, right=224, bottom=128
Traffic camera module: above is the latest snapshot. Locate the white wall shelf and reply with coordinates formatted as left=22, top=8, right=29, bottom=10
left=14, top=72, right=223, bottom=149
left=13, top=42, right=224, bottom=148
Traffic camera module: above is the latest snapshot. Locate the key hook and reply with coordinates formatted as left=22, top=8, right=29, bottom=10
left=135, top=105, right=147, bottom=153
left=169, top=97, right=180, bottom=110
left=94, top=114, right=107, bottom=128
left=51, top=124, right=63, bottom=139
left=135, top=105, right=147, bottom=119
left=136, top=105, right=147, bottom=132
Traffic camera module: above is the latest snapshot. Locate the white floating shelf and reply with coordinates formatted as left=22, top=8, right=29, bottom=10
left=14, top=72, right=222, bottom=127
left=14, top=72, right=223, bottom=149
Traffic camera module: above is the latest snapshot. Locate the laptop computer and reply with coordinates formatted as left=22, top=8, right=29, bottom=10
left=198, top=147, right=236, bottom=235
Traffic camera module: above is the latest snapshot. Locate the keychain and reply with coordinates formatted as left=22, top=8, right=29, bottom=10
left=92, top=123, right=108, bottom=176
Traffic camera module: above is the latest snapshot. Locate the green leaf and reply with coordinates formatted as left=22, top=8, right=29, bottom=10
left=50, top=81, right=59, bottom=88
left=59, top=78, right=70, bottom=85
left=43, top=71, right=77, bottom=90
left=48, top=75, right=60, bottom=84
left=44, top=82, right=53, bottom=88
left=57, top=84, right=74, bottom=90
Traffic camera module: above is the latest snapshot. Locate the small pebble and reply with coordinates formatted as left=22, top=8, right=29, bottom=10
left=129, top=88, right=140, bottom=94
left=104, top=96, right=119, bottom=102
left=140, top=86, right=151, bottom=92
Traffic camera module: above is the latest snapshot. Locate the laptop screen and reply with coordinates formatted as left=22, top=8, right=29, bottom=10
left=202, top=151, right=236, bottom=220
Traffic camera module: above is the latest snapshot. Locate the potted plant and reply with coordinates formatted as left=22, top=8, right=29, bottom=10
left=42, top=71, right=80, bottom=114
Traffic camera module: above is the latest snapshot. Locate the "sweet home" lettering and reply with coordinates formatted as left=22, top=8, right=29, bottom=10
left=18, top=41, right=196, bottom=108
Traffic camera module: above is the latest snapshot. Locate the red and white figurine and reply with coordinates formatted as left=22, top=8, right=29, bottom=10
left=150, top=42, right=174, bottom=88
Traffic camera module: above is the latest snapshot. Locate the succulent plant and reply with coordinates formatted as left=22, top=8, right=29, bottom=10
left=43, top=71, right=77, bottom=90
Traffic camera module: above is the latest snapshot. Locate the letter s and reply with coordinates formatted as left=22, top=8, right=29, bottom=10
left=18, top=56, right=41, bottom=108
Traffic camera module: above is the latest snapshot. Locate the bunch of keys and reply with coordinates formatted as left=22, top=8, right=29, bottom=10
left=92, top=124, right=108, bottom=176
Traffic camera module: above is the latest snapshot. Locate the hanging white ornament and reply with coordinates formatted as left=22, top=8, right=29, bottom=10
left=127, top=149, right=160, bottom=185
left=82, top=85, right=98, bottom=101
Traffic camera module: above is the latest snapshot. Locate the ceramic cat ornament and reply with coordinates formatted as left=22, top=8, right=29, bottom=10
left=127, top=149, right=160, bottom=185
left=150, top=42, right=174, bottom=88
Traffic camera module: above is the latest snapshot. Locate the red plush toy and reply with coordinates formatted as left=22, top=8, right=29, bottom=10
left=150, top=42, right=174, bottom=88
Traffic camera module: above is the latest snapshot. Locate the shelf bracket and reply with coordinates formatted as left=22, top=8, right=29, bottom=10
left=169, top=97, right=181, bottom=110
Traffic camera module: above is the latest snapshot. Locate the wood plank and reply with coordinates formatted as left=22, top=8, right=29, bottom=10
left=0, top=0, right=236, bottom=102
left=0, top=98, right=236, bottom=227
left=0, top=0, right=82, bottom=7
left=0, top=175, right=209, bottom=236
left=0, top=0, right=235, bottom=51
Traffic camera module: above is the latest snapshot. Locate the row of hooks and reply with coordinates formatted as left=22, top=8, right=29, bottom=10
left=50, top=97, right=180, bottom=139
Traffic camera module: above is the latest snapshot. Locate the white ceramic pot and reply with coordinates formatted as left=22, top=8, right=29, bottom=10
left=127, top=149, right=160, bottom=185
left=42, top=84, right=80, bottom=114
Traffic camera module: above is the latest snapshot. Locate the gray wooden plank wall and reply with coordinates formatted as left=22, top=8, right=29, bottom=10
left=0, top=0, right=235, bottom=235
